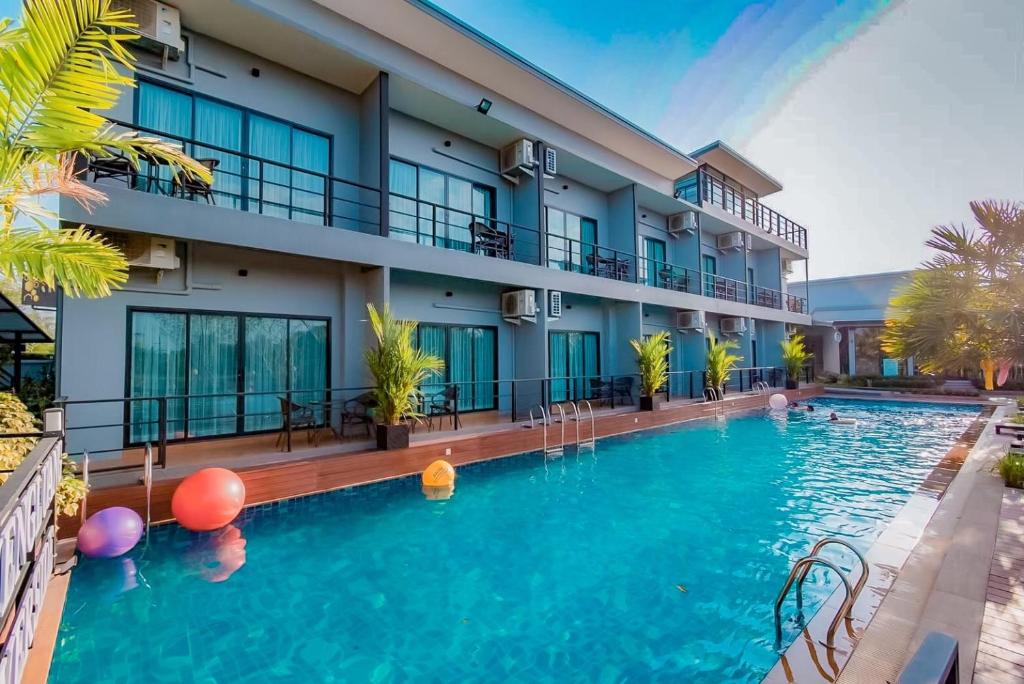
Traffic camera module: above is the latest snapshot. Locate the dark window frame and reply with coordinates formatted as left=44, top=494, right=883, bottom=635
left=415, top=322, right=499, bottom=412
left=548, top=330, right=601, bottom=402
left=124, top=306, right=331, bottom=446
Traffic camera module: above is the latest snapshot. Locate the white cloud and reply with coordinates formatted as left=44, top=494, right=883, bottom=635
left=744, top=0, right=1024, bottom=279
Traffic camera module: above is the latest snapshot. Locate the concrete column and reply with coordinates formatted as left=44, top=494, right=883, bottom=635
left=847, top=329, right=857, bottom=376
left=512, top=288, right=549, bottom=417
left=822, top=329, right=841, bottom=374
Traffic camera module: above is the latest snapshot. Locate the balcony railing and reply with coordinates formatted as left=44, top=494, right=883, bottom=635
left=388, top=194, right=542, bottom=265
left=698, top=172, right=807, bottom=249
left=546, top=233, right=636, bottom=282
left=638, top=259, right=701, bottom=295
left=84, top=120, right=382, bottom=233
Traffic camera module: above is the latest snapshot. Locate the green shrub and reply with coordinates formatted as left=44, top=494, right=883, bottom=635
left=998, top=452, right=1024, bottom=489
left=0, top=392, right=87, bottom=517
left=1017, top=398, right=1024, bottom=410
left=845, top=374, right=938, bottom=389
left=1011, top=414, right=1024, bottom=425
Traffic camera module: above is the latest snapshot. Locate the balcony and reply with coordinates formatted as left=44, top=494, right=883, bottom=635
left=84, top=121, right=382, bottom=233
left=387, top=195, right=542, bottom=266
left=545, top=233, right=636, bottom=282
left=701, top=274, right=807, bottom=313
left=680, top=171, right=807, bottom=249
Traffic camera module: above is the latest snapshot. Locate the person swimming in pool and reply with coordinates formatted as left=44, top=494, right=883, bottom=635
left=829, top=412, right=839, bottom=421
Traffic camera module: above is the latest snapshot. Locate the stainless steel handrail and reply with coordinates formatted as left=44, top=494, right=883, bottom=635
left=563, top=401, right=581, bottom=447
left=795, top=538, right=869, bottom=614
left=577, top=400, right=596, bottom=449
left=774, top=556, right=854, bottom=650
left=547, top=404, right=566, bottom=456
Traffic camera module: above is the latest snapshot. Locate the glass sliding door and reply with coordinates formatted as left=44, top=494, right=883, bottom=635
left=642, top=237, right=666, bottom=287
left=129, top=312, right=186, bottom=443
left=188, top=315, right=239, bottom=438
left=416, top=324, right=497, bottom=411
left=702, top=254, right=717, bottom=297
left=549, top=331, right=600, bottom=402
left=546, top=208, right=596, bottom=273
left=243, top=317, right=287, bottom=432
left=135, top=81, right=331, bottom=221
left=389, top=159, right=419, bottom=242
left=128, top=309, right=329, bottom=444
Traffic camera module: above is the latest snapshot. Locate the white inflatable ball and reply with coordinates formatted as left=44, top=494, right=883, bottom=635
left=768, top=393, right=789, bottom=411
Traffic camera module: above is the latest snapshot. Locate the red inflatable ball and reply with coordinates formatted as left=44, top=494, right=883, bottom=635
left=171, top=468, right=246, bottom=532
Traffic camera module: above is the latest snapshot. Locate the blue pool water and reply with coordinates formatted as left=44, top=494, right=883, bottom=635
left=51, top=398, right=979, bottom=683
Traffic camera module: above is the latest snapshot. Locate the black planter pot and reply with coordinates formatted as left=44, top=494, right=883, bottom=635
left=376, top=423, right=410, bottom=450
left=785, top=378, right=799, bottom=390
left=639, top=395, right=658, bottom=411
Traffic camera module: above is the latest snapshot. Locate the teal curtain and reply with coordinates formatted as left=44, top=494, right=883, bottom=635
left=473, top=328, right=495, bottom=410
left=449, top=327, right=473, bottom=410
left=418, top=168, right=445, bottom=246
left=129, top=312, right=186, bottom=443
left=389, top=159, right=418, bottom=242
left=583, top=333, right=599, bottom=399
left=188, top=315, right=239, bottom=437
left=703, top=254, right=717, bottom=297
left=194, top=98, right=242, bottom=208
left=549, top=332, right=568, bottom=402
left=567, top=333, right=584, bottom=401
left=581, top=218, right=597, bottom=275
left=418, top=324, right=446, bottom=398
left=644, top=237, right=666, bottom=287
left=446, top=177, right=473, bottom=252
left=136, top=82, right=192, bottom=193
left=289, top=319, right=328, bottom=421
left=291, top=129, right=329, bottom=225
left=249, top=115, right=292, bottom=219
left=243, top=317, right=287, bottom=432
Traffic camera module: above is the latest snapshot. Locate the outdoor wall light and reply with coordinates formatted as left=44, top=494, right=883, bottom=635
left=445, top=291, right=454, bottom=297
left=476, top=98, right=492, bottom=115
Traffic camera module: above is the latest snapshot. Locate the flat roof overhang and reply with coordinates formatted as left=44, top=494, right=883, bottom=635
left=690, top=140, right=783, bottom=197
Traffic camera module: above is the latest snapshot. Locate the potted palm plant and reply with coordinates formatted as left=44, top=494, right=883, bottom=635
left=630, top=331, right=672, bottom=411
left=780, top=333, right=813, bottom=390
left=364, top=304, right=444, bottom=450
left=706, top=338, right=743, bottom=396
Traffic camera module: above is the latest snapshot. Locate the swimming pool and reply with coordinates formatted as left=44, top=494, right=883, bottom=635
left=50, top=398, right=979, bottom=683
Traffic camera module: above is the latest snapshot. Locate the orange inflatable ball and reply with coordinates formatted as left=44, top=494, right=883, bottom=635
left=171, top=468, right=246, bottom=532
left=422, top=459, right=455, bottom=487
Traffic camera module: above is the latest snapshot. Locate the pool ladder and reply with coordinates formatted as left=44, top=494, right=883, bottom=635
left=773, top=538, right=869, bottom=650
left=526, top=401, right=596, bottom=456
left=704, top=386, right=725, bottom=419
left=752, top=380, right=772, bottom=408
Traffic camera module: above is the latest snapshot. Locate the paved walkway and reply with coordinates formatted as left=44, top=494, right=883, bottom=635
left=974, top=488, right=1024, bottom=684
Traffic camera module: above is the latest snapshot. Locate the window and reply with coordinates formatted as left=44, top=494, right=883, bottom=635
left=135, top=81, right=331, bottom=221
left=388, top=159, right=495, bottom=250
left=702, top=254, right=717, bottom=297
left=128, top=309, right=328, bottom=443
left=549, top=331, right=599, bottom=402
left=416, top=324, right=497, bottom=411
left=641, top=237, right=667, bottom=287
left=546, top=207, right=597, bottom=273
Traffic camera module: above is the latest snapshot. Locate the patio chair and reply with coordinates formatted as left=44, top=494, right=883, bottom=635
left=89, top=153, right=137, bottom=187
left=427, top=385, right=461, bottom=431
left=173, top=158, right=218, bottom=204
left=613, top=376, right=634, bottom=405
left=276, top=397, right=318, bottom=450
left=995, top=423, right=1024, bottom=436
left=588, top=378, right=613, bottom=405
left=340, top=392, right=376, bottom=438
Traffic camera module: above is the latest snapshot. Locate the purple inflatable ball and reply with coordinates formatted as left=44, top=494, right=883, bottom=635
left=77, top=507, right=144, bottom=559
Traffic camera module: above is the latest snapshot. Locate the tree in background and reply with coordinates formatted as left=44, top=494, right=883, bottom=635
left=0, top=0, right=209, bottom=299
left=883, top=200, right=1024, bottom=387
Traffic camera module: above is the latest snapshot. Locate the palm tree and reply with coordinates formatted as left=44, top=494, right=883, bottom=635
left=0, top=0, right=210, bottom=298
left=705, top=338, right=743, bottom=394
left=883, top=201, right=1023, bottom=382
left=364, top=303, right=444, bottom=448
left=630, top=331, right=671, bottom=409
left=780, top=333, right=813, bottom=389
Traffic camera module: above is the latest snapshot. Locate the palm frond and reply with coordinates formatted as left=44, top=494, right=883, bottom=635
left=705, top=338, right=743, bottom=389
left=0, top=225, right=127, bottom=297
left=780, top=333, right=812, bottom=380
left=630, top=331, right=671, bottom=397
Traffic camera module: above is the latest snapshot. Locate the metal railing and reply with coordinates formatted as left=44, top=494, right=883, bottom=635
left=86, top=120, right=382, bottom=234
left=638, top=259, right=701, bottom=295
left=703, top=273, right=749, bottom=303
left=545, top=233, right=636, bottom=282
left=388, top=194, right=542, bottom=265
left=698, top=171, right=808, bottom=249
left=0, top=409, right=63, bottom=684
left=749, top=284, right=808, bottom=314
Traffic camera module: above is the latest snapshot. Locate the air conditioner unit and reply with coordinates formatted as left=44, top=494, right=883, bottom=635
left=721, top=317, right=747, bottom=335
left=500, top=139, right=535, bottom=176
left=548, top=290, right=562, bottom=319
left=675, top=310, right=705, bottom=331
left=543, top=147, right=557, bottom=177
left=502, top=289, right=537, bottom=318
left=110, top=0, right=186, bottom=59
left=782, top=259, right=795, bottom=275
left=106, top=234, right=181, bottom=270
left=716, top=231, right=747, bottom=251
left=667, top=211, right=698, bottom=236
